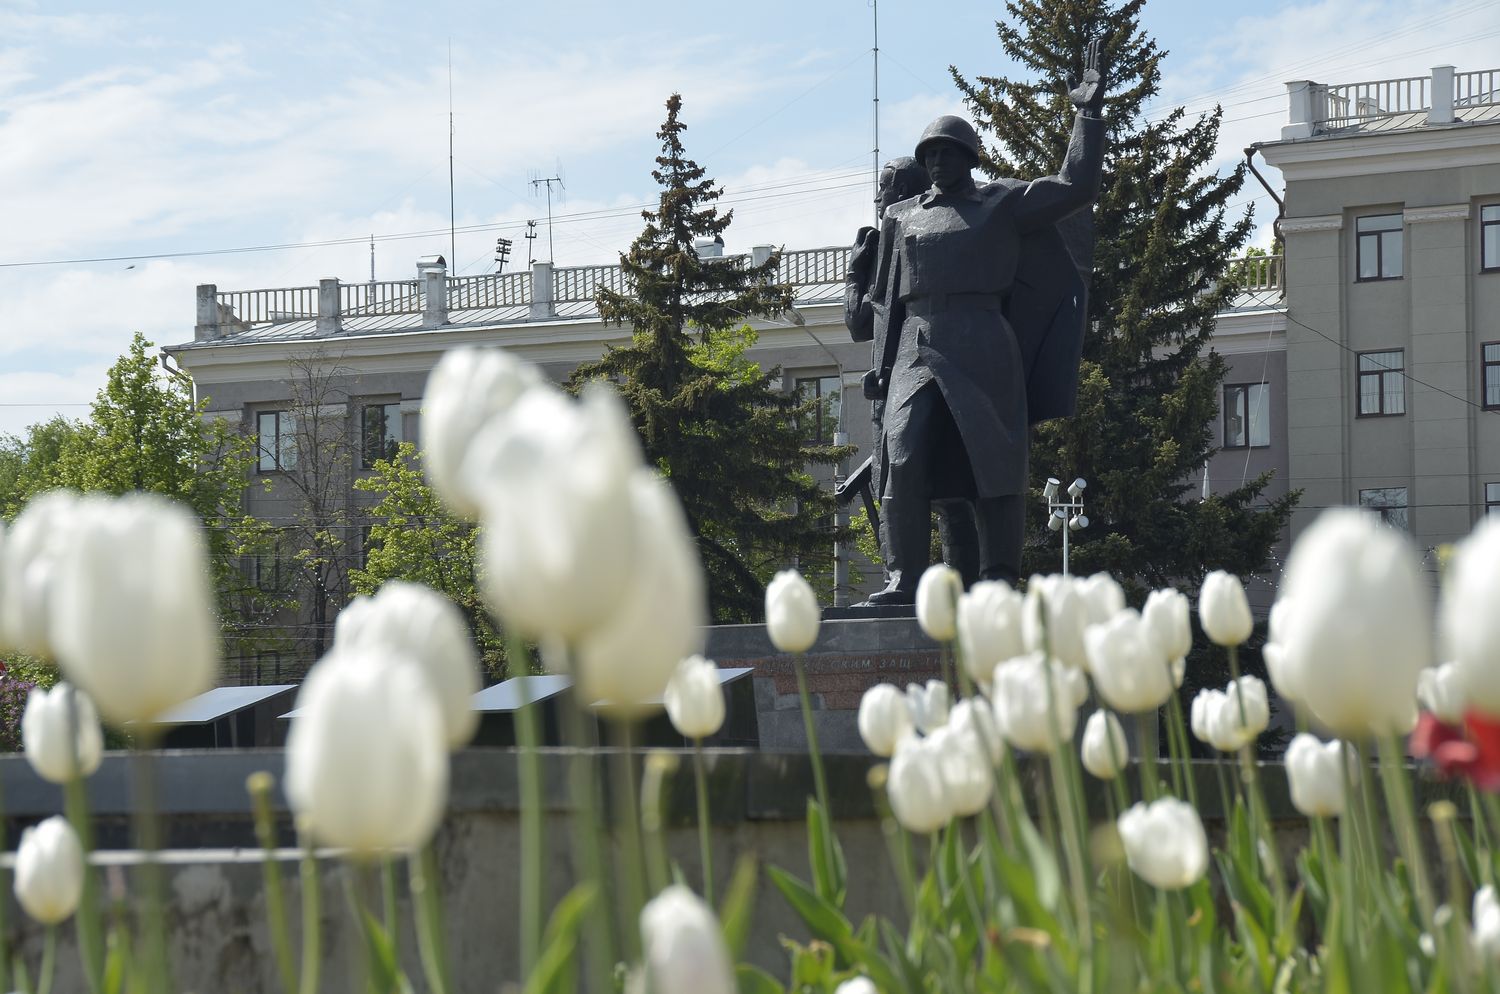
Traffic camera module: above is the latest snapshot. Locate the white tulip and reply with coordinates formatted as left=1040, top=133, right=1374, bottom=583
left=1474, top=885, right=1500, bottom=962
left=1022, top=574, right=1090, bottom=670
left=857, top=684, right=913, bottom=758
left=1418, top=662, right=1468, bottom=725
left=334, top=581, right=481, bottom=749
left=955, top=581, right=1025, bottom=685
left=931, top=724, right=993, bottom=817
left=1443, top=520, right=1500, bottom=716
left=639, top=885, right=736, bottom=994
left=1117, top=797, right=1209, bottom=889
left=1190, top=677, right=1270, bottom=752
left=915, top=564, right=962, bottom=642
left=948, top=696, right=1005, bottom=766
left=886, top=732, right=952, bottom=834
left=1278, top=509, right=1430, bottom=738
left=1142, top=588, right=1192, bottom=668
left=49, top=494, right=218, bottom=727
left=665, top=656, right=725, bottom=739
left=991, top=653, right=1080, bottom=753
left=14, top=816, right=84, bottom=925
left=471, top=384, right=641, bottom=642
left=765, top=569, right=820, bottom=654
left=573, top=472, right=706, bottom=715
left=1198, top=570, right=1253, bottom=647
left=285, top=650, right=448, bottom=854
left=421, top=346, right=546, bottom=519
left=1284, top=733, right=1357, bottom=818
left=1080, top=709, right=1128, bottom=780
left=835, top=979, right=878, bottom=994
left=1079, top=572, right=1126, bottom=626
left=1085, top=609, right=1175, bottom=714
left=0, top=490, right=82, bottom=657
left=21, top=683, right=103, bottom=784
left=905, top=679, right=950, bottom=734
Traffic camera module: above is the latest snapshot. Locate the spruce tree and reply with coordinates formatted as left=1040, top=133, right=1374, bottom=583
left=569, top=93, right=847, bottom=622
left=952, top=0, right=1296, bottom=592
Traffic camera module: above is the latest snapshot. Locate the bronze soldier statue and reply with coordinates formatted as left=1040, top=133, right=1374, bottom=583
left=860, top=40, right=1106, bottom=605
left=845, top=157, right=980, bottom=586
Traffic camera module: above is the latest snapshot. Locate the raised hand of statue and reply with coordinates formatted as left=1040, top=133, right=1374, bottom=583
left=1068, top=37, right=1105, bottom=116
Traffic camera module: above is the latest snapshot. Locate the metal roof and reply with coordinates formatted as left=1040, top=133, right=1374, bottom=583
left=470, top=675, right=575, bottom=713
left=145, top=685, right=297, bottom=725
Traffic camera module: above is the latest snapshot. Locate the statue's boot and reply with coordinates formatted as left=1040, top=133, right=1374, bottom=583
left=975, top=495, right=1024, bottom=587
left=936, top=499, right=980, bottom=588
left=865, top=497, right=931, bottom=605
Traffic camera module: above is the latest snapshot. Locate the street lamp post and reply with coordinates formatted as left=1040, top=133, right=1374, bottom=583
left=1042, top=476, right=1089, bottom=576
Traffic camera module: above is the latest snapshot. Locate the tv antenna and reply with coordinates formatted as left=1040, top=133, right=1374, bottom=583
left=524, top=220, right=538, bottom=267
left=870, top=0, right=880, bottom=224
left=369, top=233, right=376, bottom=283
left=529, top=173, right=564, bottom=263
left=448, top=41, right=457, bottom=268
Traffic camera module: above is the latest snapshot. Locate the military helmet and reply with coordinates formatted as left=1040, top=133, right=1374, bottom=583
left=914, top=116, right=982, bottom=166
left=879, top=156, right=929, bottom=201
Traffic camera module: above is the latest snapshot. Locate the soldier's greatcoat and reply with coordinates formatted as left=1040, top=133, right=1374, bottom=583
left=869, top=112, right=1104, bottom=500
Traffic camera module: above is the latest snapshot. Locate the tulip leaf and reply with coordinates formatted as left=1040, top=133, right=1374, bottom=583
left=767, top=866, right=900, bottom=992
left=356, top=907, right=415, bottom=994
left=1017, top=811, right=1062, bottom=914
left=806, top=798, right=848, bottom=908
left=719, top=855, right=760, bottom=959
left=526, top=883, right=596, bottom=994
left=734, top=964, right=784, bottom=994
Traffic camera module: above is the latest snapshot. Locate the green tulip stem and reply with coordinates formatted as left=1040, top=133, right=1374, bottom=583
left=1039, top=644, right=1090, bottom=946
left=35, top=925, right=55, bottom=994
left=611, top=720, right=648, bottom=958
left=559, top=678, right=616, bottom=992
left=1431, top=802, right=1473, bottom=983
left=792, top=651, right=837, bottom=892
left=1238, top=742, right=1288, bottom=916
left=1468, top=781, right=1495, bottom=864
left=1337, top=741, right=1360, bottom=951
left=939, top=641, right=955, bottom=697
left=0, top=773, right=8, bottom=994
left=128, top=738, right=171, bottom=994
left=1164, top=682, right=1198, bottom=809
left=1103, top=716, right=1131, bottom=817
left=509, top=633, right=544, bottom=981
left=692, top=740, right=715, bottom=906
left=409, top=844, right=453, bottom=994
left=59, top=685, right=102, bottom=994
left=1135, top=714, right=1160, bottom=803
left=638, top=753, right=674, bottom=895
left=247, top=773, right=296, bottom=994
left=379, top=858, right=398, bottom=959
left=1377, top=733, right=1437, bottom=935
left=298, top=824, right=322, bottom=994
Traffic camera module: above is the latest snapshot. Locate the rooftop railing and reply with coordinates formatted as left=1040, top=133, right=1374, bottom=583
left=1290, top=64, right=1500, bottom=136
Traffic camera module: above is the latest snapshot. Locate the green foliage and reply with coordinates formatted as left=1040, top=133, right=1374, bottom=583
left=0, top=416, right=85, bottom=518
left=952, top=0, right=1296, bottom=593
left=351, top=443, right=509, bottom=679
left=568, top=93, right=850, bottom=623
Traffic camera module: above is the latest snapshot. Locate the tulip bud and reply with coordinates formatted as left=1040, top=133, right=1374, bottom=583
left=1116, top=797, right=1209, bottom=889
left=955, top=581, right=1025, bottom=685
left=1285, top=733, right=1357, bottom=818
left=665, top=656, right=726, bottom=740
left=905, top=679, right=950, bottom=735
left=14, top=816, right=84, bottom=925
left=21, top=683, right=104, bottom=784
left=1443, top=520, right=1500, bottom=716
left=1142, top=588, right=1192, bottom=665
left=1190, top=677, right=1270, bottom=752
left=471, top=385, right=642, bottom=642
left=931, top=724, right=993, bottom=817
left=1084, top=609, right=1175, bottom=714
left=421, top=346, right=545, bottom=519
left=857, top=684, right=913, bottom=758
left=0, top=490, right=82, bottom=657
left=1198, top=571, right=1253, bottom=647
left=1279, top=509, right=1430, bottom=737
left=639, top=885, right=736, bottom=994
left=1474, top=885, right=1500, bottom=962
left=765, top=570, right=820, bottom=654
left=915, top=564, right=962, bottom=642
left=573, top=472, right=706, bottom=715
left=1081, top=709, right=1128, bottom=780
left=886, top=733, right=952, bottom=834
left=1078, top=572, right=1125, bottom=626
left=948, top=697, right=1004, bottom=766
left=990, top=653, right=1080, bottom=753
left=334, top=581, right=481, bottom=749
left=1022, top=575, right=1089, bottom=670
left=49, top=494, right=218, bottom=726
left=285, top=651, right=448, bottom=854
left=1418, top=662, right=1467, bottom=725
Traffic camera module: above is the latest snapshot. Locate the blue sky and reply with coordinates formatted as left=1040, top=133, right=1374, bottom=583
left=1, top=0, right=1496, bottom=434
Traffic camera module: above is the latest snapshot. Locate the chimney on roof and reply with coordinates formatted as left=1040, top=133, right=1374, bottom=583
left=693, top=235, right=725, bottom=259
left=418, top=256, right=448, bottom=329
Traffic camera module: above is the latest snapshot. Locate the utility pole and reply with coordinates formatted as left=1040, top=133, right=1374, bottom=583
left=368, top=234, right=375, bottom=283
left=872, top=0, right=881, bottom=224
left=530, top=175, right=563, bottom=263
left=494, top=237, right=513, bottom=273
left=448, top=42, right=456, bottom=267
left=524, top=220, right=538, bottom=267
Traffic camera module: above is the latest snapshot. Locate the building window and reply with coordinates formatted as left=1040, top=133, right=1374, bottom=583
left=1223, top=382, right=1270, bottom=449
left=1487, top=482, right=1500, bottom=519
left=1356, top=213, right=1403, bottom=281
left=256, top=651, right=282, bottom=683
left=256, top=411, right=298, bottom=472
left=1483, top=205, right=1500, bottom=272
left=253, top=544, right=284, bottom=593
left=1359, top=487, right=1408, bottom=530
left=1357, top=350, right=1406, bottom=416
left=361, top=403, right=403, bottom=469
left=1484, top=342, right=1500, bottom=410
left=794, top=375, right=841, bottom=443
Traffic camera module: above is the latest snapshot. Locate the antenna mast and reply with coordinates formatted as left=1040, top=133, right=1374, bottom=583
left=872, top=0, right=881, bottom=224
left=530, top=175, right=563, bottom=263
left=369, top=233, right=375, bottom=283
left=448, top=42, right=456, bottom=268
